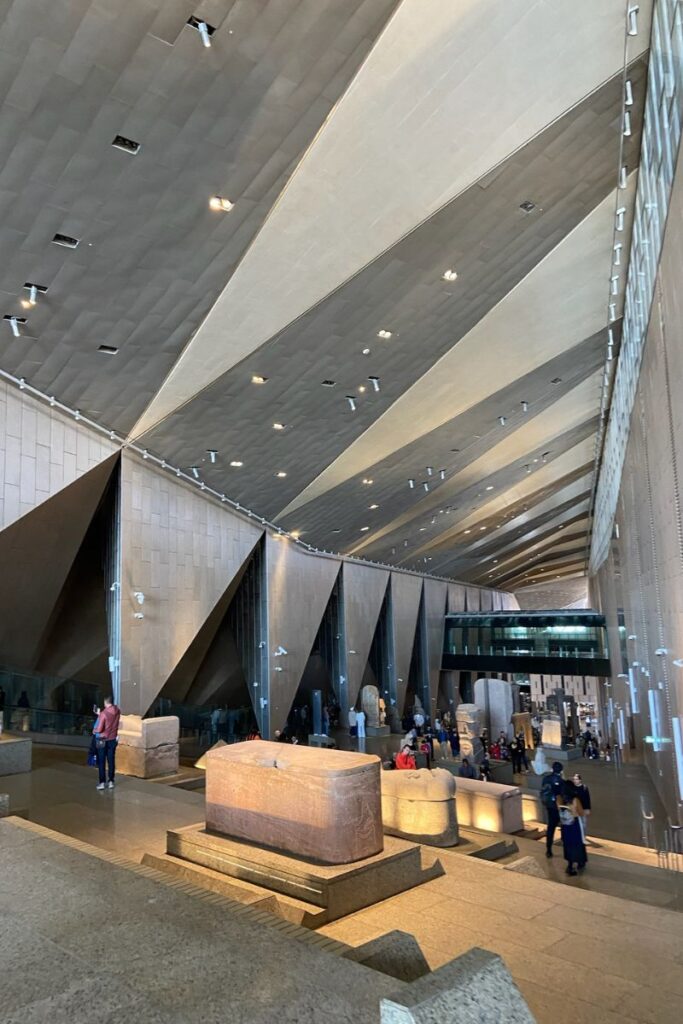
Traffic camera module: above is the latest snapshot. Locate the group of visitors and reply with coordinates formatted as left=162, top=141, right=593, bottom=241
left=487, top=730, right=530, bottom=773
left=542, top=762, right=592, bottom=875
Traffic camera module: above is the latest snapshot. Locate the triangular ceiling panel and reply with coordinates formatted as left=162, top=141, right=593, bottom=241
left=0, top=454, right=118, bottom=670
left=423, top=579, right=448, bottom=716
left=266, top=537, right=341, bottom=733
left=390, top=571, right=423, bottom=714
left=119, top=453, right=264, bottom=716
left=341, top=562, right=389, bottom=712
left=132, top=2, right=644, bottom=437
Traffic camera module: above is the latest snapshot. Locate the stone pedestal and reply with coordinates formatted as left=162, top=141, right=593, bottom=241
left=0, top=734, right=32, bottom=776
left=205, top=740, right=383, bottom=864
left=116, top=715, right=179, bottom=779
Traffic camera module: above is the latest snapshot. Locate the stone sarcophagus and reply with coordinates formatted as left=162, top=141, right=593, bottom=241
left=381, top=768, right=458, bottom=847
left=205, top=741, right=383, bottom=865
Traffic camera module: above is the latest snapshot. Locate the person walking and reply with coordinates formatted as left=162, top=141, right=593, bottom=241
left=558, top=780, right=587, bottom=875
left=541, top=761, right=565, bottom=857
left=93, top=696, right=120, bottom=791
left=572, top=772, right=591, bottom=838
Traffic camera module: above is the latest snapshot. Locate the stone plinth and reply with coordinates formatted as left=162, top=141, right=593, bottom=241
left=205, top=740, right=383, bottom=864
left=0, top=734, right=32, bottom=776
left=380, top=947, right=535, bottom=1024
left=168, top=825, right=442, bottom=923
left=381, top=768, right=459, bottom=847
left=454, top=777, right=523, bottom=834
left=367, top=724, right=391, bottom=736
left=117, top=715, right=179, bottom=779
left=308, top=733, right=335, bottom=747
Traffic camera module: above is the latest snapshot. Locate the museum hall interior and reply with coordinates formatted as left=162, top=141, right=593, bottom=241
left=1, top=3, right=683, bottom=1023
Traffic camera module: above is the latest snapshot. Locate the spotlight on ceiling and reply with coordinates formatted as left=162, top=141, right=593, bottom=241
left=272, top=422, right=285, bottom=431
left=498, top=415, right=506, bottom=426
left=4, top=315, right=24, bottom=337
left=616, top=206, right=626, bottom=231
left=521, top=400, right=529, bottom=412
left=442, top=269, right=458, bottom=282
left=426, top=467, right=433, bottom=476
left=362, top=478, right=373, bottom=485
left=251, top=374, right=267, bottom=384
left=408, top=479, right=415, bottom=489
left=623, top=111, right=632, bottom=137
left=23, top=282, right=47, bottom=307
left=368, top=375, right=380, bottom=392
left=362, top=348, right=371, bottom=355
left=377, top=329, right=392, bottom=339
left=207, top=449, right=218, bottom=463
left=276, top=471, right=287, bottom=478
left=346, top=395, right=357, bottom=411
left=230, top=460, right=243, bottom=467
left=209, top=196, right=234, bottom=212
left=618, top=165, right=628, bottom=190
left=439, top=469, right=446, bottom=480
left=190, top=466, right=200, bottom=478
left=423, top=482, right=429, bottom=492
left=624, top=79, right=634, bottom=106
left=627, top=4, right=639, bottom=36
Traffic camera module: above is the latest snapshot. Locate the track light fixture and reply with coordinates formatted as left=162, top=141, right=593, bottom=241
left=623, top=111, right=632, bottom=137
left=408, top=479, right=415, bottom=489
left=423, top=481, right=429, bottom=492
left=498, top=415, right=506, bottom=426
left=439, top=469, right=446, bottom=480
left=207, top=449, right=218, bottom=463
left=209, top=196, right=234, bottom=212
left=616, top=206, right=626, bottom=231
left=190, top=466, right=200, bottom=478
left=368, top=375, right=380, bottom=392
left=613, top=242, right=622, bottom=266
left=609, top=303, right=617, bottom=322
left=611, top=275, right=620, bottom=295
left=346, top=395, right=357, bottom=411
left=6, top=316, right=21, bottom=337
left=627, top=4, right=639, bottom=35
left=618, top=165, right=628, bottom=190
left=426, top=466, right=433, bottom=476
left=521, top=400, right=528, bottom=412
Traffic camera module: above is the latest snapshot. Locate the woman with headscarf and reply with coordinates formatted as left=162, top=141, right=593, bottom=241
left=557, top=779, right=587, bottom=876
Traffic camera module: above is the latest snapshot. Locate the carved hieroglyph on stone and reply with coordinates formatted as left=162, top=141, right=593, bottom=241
left=381, top=768, right=458, bottom=847
left=205, top=741, right=383, bottom=864
left=116, top=715, right=180, bottom=779
left=455, top=703, right=483, bottom=763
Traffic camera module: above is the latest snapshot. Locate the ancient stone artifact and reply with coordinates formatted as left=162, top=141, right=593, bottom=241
left=361, top=684, right=381, bottom=728
left=454, top=777, right=523, bottom=833
left=455, top=703, right=483, bottom=763
left=381, top=767, right=459, bottom=846
left=116, top=715, right=179, bottom=778
left=205, top=740, right=384, bottom=864
left=541, top=715, right=563, bottom=749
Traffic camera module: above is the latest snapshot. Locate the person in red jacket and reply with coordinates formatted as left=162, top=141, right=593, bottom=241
left=93, top=696, right=121, bottom=791
left=395, top=744, right=417, bottom=770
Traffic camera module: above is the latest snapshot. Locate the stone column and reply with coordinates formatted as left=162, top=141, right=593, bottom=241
left=116, top=715, right=180, bottom=779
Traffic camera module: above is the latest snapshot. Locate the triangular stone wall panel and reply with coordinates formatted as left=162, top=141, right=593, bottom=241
left=448, top=583, right=466, bottom=613
left=341, top=562, right=390, bottom=713
left=390, top=572, right=424, bottom=715
left=119, top=453, right=264, bottom=716
left=266, top=537, right=341, bottom=734
left=466, top=587, right=481, bottom=612
left=423, top=579, right=448, bottom=718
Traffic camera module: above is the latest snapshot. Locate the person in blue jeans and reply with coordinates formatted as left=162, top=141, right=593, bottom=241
left=93, top=696, right=121, bottom=790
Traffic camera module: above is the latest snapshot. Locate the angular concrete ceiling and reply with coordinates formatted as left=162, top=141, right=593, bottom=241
left=0, top=0, right=653, bottom=588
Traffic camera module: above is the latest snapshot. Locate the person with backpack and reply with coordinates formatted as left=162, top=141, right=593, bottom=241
left=541, top=761, right=565, bottom=857
left=558, top=779, right=587, bottom=875
left=93, top=696, right=121, bottom=791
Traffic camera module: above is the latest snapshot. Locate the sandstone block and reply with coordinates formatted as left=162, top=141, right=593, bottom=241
left=454, top=777, right=523, bottom=834
left=205, top=741, right=383, bottom=864
left=0, top=734, right=32, bottom=776
left=118, top=714, right=179, bottom=749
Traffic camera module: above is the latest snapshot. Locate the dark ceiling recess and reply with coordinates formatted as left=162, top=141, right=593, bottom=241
left=112, top=135, right=141, bottom=155
left=52, top=233, right=79, bottom=248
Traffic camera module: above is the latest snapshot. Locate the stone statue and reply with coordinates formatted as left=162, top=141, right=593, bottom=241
left=531, top=746, right=550, bottom=775
left=455, top=703, right=483, bottom=764
left=360, top=685, right=381, bottom=729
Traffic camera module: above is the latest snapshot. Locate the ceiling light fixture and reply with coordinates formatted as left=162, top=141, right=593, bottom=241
left=426, top=467, right=433, bottom=476
left=361, top=478, right=374, bottom=485
left=486, top=485, right=494, bottom=491
left=609, top=303, right=617, bottom=322
left=321, top=379, right=336, bottom=387
left=4, top=315, right=24, bottom=337
left=112, top=135, right=141, bottom=155
left=423, top=482, right=429, bottom=492
left=439, top=469, right=446, bottom=480
left=613, top=242, right=622, bottom=266
left=624, top=79, right=634, bottom=106
left=368, top=375, right=380, bottom=392
left=23, top=282, right=46, bottom=307
left=207, top=449, right=218, bottom=463
left=209, top=196, right=234, bottom=212
left=521, top=400, right=529, bottom=412
left=464, top=529, right=471, bottom=534
left=627, top=4, right=639, bottom=35
left=611, top=275, right=620, bottom=295
left=52, top=233, right=79, bottom=248
left=551, top=377, right=562, bottom=385
left=369, top=503, right=378, bottom=509
left=276, top=471, right=287, bottom=478
left=623, top=111, right=632, bottom=137
left=188, top=15, right=215, bottom=46
left=480, top=526, right=486, bottom=531
left=618, top=165, right=628, bottom=190
left=616, top=207, right=626, bottom=231
left=377, top=329, right=392, bottom=339
left=498, top=415, right=506, bottom=426
left=190, top=466, right=200, bottom=478
left=408, top=479, right=415, bottom=489
left=272, top=422, right=285, bottom=431
left=442, top=269, right=458, bottom=282
left=230, top=460, right=243, bottom=467
left=360, top=526, right=369, bottom=532
left=98, top=344, right=118, bottom=355
left=346, top=395, right=357, bottom=411
left=358, top=385, right=366, bottom=393
left=362, top=348, right=371, bottom=355
left=251, top=374, right=267, bottom=384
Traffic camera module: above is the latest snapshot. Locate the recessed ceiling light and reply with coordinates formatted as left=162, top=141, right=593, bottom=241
left=230, top=460, right=243, bottom=467
left=442, top=269, right=458, bottom=282
left=464, top=529, right=471, bottom=534
left=112, top=134, right=141, bottom=155
left=377, top=329, right=392, bottom=339
left=321, top=379, right=336, bottom=387
left=360, top=526, right=370, bottom=532
left=362, top=348, right=371, bottom=355
left=419, top=527, right=426, bottom=532
left=209, top=196, right=234, bottom=212
left=369, top=504, right=378, bottom=509
left=23, top=282, right=47, bottom=307
left=362, top=478, right=373, bottom=485
left=480, top=526, right=486, bottom=531
left=408, top=479, right=415, bottom=489
left=358, top=385, right=366, bottom=393
left=251, top=374, right=268, bottom=384
left=98, top=344, right=118, bottom=355
left=519, top=200, right=536, bottom=212
left=332, top=529, right=341, bottom=534
left=272, top=422, right=285, bottom=431
left=368, top=376, right=380, bottom=392
left=52, top=232, right=79, bottom=248
left=276, top=471, right=287, bottom=478
left=290, top=530, right=300, bottom=539
left=485, top=485, right=494, bottom=491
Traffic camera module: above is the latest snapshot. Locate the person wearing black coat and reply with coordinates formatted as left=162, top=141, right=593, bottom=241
left=542, top=762, right=565, bottom=857
left=572, top=772, right=591, bottom=836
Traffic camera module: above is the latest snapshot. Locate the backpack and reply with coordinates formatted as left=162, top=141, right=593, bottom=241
left=559, top=805, right=575, bottom=826
left=541, top=774, right=557, bottom=810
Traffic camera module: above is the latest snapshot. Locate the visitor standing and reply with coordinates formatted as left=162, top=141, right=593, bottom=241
left=458, top=757, right=477, bottom=779
left=210, top=706, right=221, bottom=744
left=348, top=707, right=357, bottom=737
left=93, top=696, right=120, bottom=791
left=449, top=727, right=460, bottom=758
left=572, top=773, right=591, bottom=837
left=356, top=708, right=366, bottom=738
left=541, top=761, right=565, bottom=857
left=510, top=735, right=521, bottom=773
left=558, top=780, right=587, bottom=875
left=414, top=709, right=425, bottom=736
